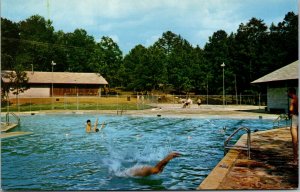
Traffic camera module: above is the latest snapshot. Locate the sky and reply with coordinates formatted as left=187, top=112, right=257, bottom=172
left=2, top=0, right=298, bottom=54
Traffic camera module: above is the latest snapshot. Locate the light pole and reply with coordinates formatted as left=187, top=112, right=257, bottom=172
left=75, top=80, right=79, bottom=111
left=51, top=61, right=56, bottom=110
left=234, top=74, right=238, bottom=105
left=31, top=64, right=34, bottom=74
left=206, top=75, right=209, bottom=105
left=221, top=62, right=225, bottom=106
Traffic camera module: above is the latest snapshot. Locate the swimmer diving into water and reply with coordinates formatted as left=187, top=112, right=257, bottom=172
left=128, top=152, right=181, bottom=177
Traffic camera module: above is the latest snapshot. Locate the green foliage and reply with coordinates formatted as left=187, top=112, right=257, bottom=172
left=2, top=64, right=29, bottom=99
left=1, top=18, right=20, bottom=69
left=17, top=15, right=56, bottom=71
left=1, top=11, right=298, bottom=95
left=1, top=103, right=151, bottom=112
left=60, top=29, right=96, bottom=72
left=95, top=36, right=123, bottom=87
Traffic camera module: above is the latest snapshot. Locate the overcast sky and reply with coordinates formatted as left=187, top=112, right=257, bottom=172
left=2, top=0, right=298, bottom=54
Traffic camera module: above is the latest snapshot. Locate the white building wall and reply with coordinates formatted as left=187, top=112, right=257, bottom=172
left=8, top=86, right=50, bottom=98
left=267, top=87, right=288, bottom=112
left=267, top=86, right=299, bottom=113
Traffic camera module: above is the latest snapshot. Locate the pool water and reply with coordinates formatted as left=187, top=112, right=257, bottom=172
left=1, top=114, right=275, bottom=190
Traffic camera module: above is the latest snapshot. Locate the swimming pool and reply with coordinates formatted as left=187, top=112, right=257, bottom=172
left=1, top=114, right=275, bottom=190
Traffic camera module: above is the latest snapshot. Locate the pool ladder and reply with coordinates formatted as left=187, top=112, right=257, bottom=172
left=117, top=105, right=128, bottom=115
left=5, top=112, right=20, bottom=126
left=273, top=114, right=289, bottom=128
left=224, top=127, right=251, bottom=159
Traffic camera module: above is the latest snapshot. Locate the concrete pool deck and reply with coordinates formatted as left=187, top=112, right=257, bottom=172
left=1, top=123, right=33, bottom=139
left=1, top=122, right=19, bottom=132
left=7, top=104, right=278, bottom=120
left=3, top=105, right=296, bottom=190
left=198, top=127, right=298, bottom=190
left=1, top=131, right=33, bottom=139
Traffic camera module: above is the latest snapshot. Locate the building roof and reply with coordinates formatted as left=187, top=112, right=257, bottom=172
left=251, top=60, right=299, bottom=84
left=2, top=71, right=108, bottom=85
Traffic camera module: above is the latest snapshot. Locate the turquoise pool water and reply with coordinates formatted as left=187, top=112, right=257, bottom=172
left=1, top=114, right=275, bottom=190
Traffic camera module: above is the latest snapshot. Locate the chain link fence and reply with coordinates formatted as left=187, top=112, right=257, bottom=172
left=1, top=94, right=267, bottom=112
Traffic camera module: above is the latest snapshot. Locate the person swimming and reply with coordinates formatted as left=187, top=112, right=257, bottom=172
left=128, top=152, right=181, bottom=177
left=86, top=118, right=105, bottom=133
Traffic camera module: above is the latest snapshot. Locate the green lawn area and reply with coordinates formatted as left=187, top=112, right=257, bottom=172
left=1, top=103, right=152, bottom=112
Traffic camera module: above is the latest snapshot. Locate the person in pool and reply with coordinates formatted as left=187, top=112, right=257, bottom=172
left=129, top=152, right=181, bottom=177
left=86, top=118, right=106, bottom=133
left=86, top=118, right=97, bottom=132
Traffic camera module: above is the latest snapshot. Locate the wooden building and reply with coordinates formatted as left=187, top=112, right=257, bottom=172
left=2, top=71, right=108, bottom=98
left=252, top=60, right=298, bottom=113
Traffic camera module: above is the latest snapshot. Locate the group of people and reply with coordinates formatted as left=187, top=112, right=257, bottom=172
left=182, top=98, right=192, bottom=108
left=85, top=117, right=181, bottom=176
left=181, top=97, right=202, bottom=108
left=82, top=88, right=298, bottom=177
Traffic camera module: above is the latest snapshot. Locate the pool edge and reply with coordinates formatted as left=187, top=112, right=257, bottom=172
left=197, top=127, right=295, bottom=190
left=197, top=134, right=246, bottom=190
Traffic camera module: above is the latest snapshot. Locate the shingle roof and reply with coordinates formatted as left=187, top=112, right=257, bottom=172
left=251, top=60, right=299, bottom=84
left=2, top=71, right=108, bottom=85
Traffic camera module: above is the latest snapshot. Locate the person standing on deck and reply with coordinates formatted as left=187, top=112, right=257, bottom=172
left=197, top=98, right=202, bottom=107
left=288, top=87, right=298, bottom=165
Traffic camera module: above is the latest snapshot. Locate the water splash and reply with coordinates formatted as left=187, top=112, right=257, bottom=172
left=102, top=142, right=174, bottom=178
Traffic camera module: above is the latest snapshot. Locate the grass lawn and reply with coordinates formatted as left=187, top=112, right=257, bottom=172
left=2, top=96, right=153, bottom=112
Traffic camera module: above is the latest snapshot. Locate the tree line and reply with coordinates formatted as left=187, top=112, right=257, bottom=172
left=1, top=12, right=298, bottom=95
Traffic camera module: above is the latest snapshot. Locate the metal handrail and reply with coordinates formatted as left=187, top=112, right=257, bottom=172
left=224, top=127, right=251, bottom=159
left=117, top=105, right=128, bottom=115
left=5, top=112, right=20, bottom=126
left=273, top=114, right=289, bottom=128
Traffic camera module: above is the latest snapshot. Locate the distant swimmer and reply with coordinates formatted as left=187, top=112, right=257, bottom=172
left=129, top=152, right=181, bottom=177
left=86, top=118, right=97, bottom=132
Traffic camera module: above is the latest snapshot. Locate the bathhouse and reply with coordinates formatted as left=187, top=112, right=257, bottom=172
left=2, top=71, right=108, bottom=98
left=252, top=60, right=298, bottom=113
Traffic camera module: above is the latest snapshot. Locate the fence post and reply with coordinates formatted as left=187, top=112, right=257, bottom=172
left=77, top=93, right=79, bottom=111
left=30, top=96, right=31, bottom=112
left=97, top=93, right=99, bottom=111
left=7, top=96, right=10, bottom=114
left=259, top=93, right=261, bottom=109
left=17, top=95, right=20, bottom=112
left=64, top=93, right=66, bottom=110
left=136, top=93, right=139, bottom=110
left=240, top=93, right=242, bottom=105
left=117, top=94, right=119, bottom=111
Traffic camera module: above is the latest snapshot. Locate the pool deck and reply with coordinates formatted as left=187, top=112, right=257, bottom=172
left=1, top=122, right=19, bottom=132
left=1, top=131, right=33, bottom=139
left=198, top=127, right=299, bottom=190
left=1, top=122, right=32, bottom=139
left=7, top=104, right=278, bottom=120
left=1, top=106, right=297, bottom=189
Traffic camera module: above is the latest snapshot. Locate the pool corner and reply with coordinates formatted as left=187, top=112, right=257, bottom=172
left=198, top=127, right=298, bottom=190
